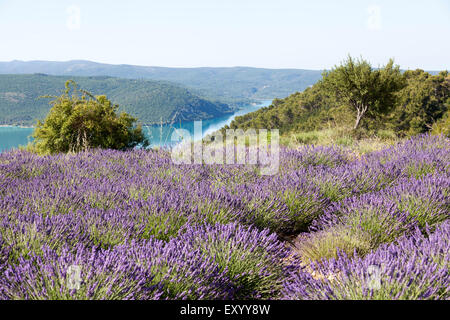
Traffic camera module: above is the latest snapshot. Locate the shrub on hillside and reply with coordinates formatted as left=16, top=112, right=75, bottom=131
left=31, top=80, right=148, bottom=154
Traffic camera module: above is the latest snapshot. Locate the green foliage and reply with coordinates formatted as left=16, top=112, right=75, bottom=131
left=223, top=83, right=341, bottom=136
left=392, top=70, right=449, bottom=136
left=321, top=56, right=406, bottom=130
left=31, top=80, right=149, bottom=154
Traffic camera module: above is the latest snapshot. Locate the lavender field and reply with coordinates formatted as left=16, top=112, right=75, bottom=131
left=0, top=134, right=448, bottom=300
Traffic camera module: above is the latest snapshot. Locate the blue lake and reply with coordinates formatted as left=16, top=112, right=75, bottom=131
left=0, top=99, right=272, bottom=152
left=0, top=126, right=34, bottom=152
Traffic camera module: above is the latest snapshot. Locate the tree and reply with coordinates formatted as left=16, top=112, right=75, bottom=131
left=322, top=56, right=406, bottom=130
left=32, top=80, right=149, bottom=154
left=393, top=70, right=449, bottom=136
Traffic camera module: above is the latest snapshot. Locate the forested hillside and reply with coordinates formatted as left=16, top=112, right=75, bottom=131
left=224, top=68, right=449, bottom=140
left=0, top=60, right=323, bottom=102
left=0, top=74, right=232, bottom=126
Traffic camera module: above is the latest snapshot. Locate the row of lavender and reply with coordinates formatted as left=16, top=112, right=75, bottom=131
left=0, top=134, right=448, bottom=299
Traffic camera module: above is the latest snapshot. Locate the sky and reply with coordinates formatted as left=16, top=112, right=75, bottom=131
left=0, top=0, right=449, bottom=70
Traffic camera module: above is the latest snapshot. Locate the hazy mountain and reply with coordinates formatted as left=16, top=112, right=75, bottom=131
left=0, top=60, right=324, bottom=102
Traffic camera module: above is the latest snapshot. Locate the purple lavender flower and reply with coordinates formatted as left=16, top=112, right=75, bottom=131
left=283, top=221, right=450, bottom=300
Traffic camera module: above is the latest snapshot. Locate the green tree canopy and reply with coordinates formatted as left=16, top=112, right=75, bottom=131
left=32, top=80, right=149, bottom=154
left=392, top=70, right=449, bottom=136
left=321, top=56, right=406, bottom=129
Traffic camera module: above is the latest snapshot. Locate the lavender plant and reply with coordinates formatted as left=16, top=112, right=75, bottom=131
left=0, top=134, right=448, bottom=300
left=176, top=222, right=294, bottom=299
left=283, top=221, right=450, bottom=300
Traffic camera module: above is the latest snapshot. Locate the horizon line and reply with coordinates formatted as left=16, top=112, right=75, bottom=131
left=1, top=59, right=447, bottom=73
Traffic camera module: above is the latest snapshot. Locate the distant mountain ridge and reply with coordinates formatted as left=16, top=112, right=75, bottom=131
left=0, top=74, right=232, bottom=126
left=0, top=60, right=324, bottom=101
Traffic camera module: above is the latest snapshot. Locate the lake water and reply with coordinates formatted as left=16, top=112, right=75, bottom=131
left=145, top=99, right=272, bottom=147
left=0, top=126, right=34, bottom=152
left=0, top=99, right=272, bottom=152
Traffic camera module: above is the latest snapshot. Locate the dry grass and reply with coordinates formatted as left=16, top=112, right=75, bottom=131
left=281, top=127, right=399, bottom=156
left=293, top=226, right=373, bottom=265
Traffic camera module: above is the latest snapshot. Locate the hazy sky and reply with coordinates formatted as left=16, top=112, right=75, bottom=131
left=0, top=0, right=449, bottom=70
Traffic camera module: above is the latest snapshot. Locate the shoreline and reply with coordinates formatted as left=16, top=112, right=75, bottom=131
left=142, top=99, right=272, bottom=128
left=0, top=99, right=273, bottom=130
left=0, top=125, right=34, bottom=129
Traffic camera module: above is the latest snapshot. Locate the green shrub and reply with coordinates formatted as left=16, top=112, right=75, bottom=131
left=31, top=80, right=148, bottom=154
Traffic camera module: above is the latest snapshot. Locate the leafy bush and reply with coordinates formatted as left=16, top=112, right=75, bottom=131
left=31, top=80, right=148, bottom=154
